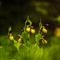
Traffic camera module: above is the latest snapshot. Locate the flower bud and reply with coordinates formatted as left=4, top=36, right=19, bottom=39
left=26, top=27, right=30, bottom=32
left=42, top=39, right=47, bottom=44
left=31, top=29, right=35, bottom=34
left=42, top=28, right=47, bottom=33
left=18, top=38, right=22, bottom=42
left=9, top=35, right=14, bottom=40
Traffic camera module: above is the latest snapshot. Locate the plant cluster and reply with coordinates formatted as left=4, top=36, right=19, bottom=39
left=0, top=16, right=48, bottom=60
left=8, top=16, right=48, bottom=49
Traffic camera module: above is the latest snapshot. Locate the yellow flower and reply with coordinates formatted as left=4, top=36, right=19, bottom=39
left=9, top=35, right=14, bottom=40
left=42, top=38, right=47, bottom=44
left=42, top=28, right=47, bottom=33
left=31, top=29, right=35, bottom=34
left=54, top=27, right=60, bottom=37
left=18, top=38, right=22, bottom=42
left=18, top=34, right=23, bottom=42
left=26, top=27, right=30, bottom=32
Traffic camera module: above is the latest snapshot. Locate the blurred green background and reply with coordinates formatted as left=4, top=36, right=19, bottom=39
left=0, top=0, right=60, bottom=60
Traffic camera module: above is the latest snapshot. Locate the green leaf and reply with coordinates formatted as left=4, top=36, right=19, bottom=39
left=22, top=31, right=28, bottom=44
left=25, top=16, right=32, bottom=26
left=0, top=47, right=10, bottom=60
left=18, top=44, right=29, bottom=60
left=8, top=26, right=12, bottom=32
left=39, top=20, right=42, bottom=29
left=1, top=37, right=14, bottom=48
left=29, top=44, right=37, bottom=60
left=14, top=40, right=21, bottom=51
left=16, top=42, right=21, bottom=51
left=35, top=33, right=42, bottom=43
left=33, top=46, right=43, bottom=60
left=29, top=44, right=43, bottom=60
